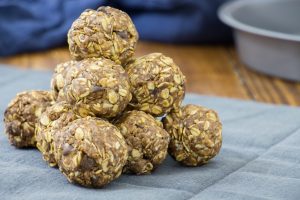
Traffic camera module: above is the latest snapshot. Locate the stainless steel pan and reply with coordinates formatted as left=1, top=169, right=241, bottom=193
left=219, top=0, right=300, bottom=81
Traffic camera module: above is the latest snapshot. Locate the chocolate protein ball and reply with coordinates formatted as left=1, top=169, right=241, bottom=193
left=162, top=104, right=222, bottom=166
left=4, top=90, right=53, bottom=148
left=68, top=6, right=138, bottom=65
left=56, top=57, right=132, bottom=118
left=54, top=117, right=128, bottom=187
left=36, top=102, right=89, bottom=167
left=126, top=53, right=186, bottom=117
left=51, top=60, right=77, bottom=100
left=114, top=110, right=170, bottom=174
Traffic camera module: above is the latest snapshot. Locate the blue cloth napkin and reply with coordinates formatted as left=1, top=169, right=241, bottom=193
left=0, top=0, right=232, bottom=56
left=1, top=65, right=300, bottom=200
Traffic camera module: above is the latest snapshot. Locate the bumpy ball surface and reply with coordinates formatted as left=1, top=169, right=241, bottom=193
left=162, top=104, right=222, bottom=166
left=4, top=90, right=53, bottom=148
left=114, top=110, right=169, bottom=174
left=126, top=53, right=186, bottom=117
left=68, top=6, right=138, bottom=65
left=51, top=60, right=77, bottom=100
left=54, top=117, right=128, bottom=187
left=36, top=102, right=87, bottom=167
left=55, top=57, right=132, bottom=118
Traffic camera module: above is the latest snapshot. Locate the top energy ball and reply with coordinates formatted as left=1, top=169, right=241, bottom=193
left=68, top=6, right=139, bottom=65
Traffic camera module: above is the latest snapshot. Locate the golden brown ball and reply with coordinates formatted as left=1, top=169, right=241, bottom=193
left=162, top=104, right=222, bottom=166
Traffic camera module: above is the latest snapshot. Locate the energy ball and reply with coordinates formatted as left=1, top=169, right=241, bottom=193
left=114, top=110, right=170, bottom=174
left=68, top=6, right=139, bottom=65
left=57, top=57, right=132, bottom=118
left=4, top=90, right=53, bottom=148
left=162, top=104, right=222, bottom=166
left=126, top=53, right=186, bottom=117
left=54, top=117, right=128, bottom=188
left=51, top=60, right=77, bottom=100
left=36, top=102, right=88, bottom=167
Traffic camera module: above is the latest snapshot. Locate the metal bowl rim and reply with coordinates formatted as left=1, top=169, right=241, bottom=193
left=218, top=0, right=300, bottom=42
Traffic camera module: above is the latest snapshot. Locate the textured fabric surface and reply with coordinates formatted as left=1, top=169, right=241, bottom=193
left=0, top=0, right=232, bottom=56
left=1, top=65, right=300, bottom=200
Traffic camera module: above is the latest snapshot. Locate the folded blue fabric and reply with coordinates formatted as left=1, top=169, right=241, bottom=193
left=1, top=65, right=300, bottom=200
left=0, top=0, right=231, bottom=56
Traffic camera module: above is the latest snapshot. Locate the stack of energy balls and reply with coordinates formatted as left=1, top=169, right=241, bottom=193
left=3, top=6, right=222, bottom=188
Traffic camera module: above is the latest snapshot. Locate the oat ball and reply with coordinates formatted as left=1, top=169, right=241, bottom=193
left=54, top=117, right=128, bottom=188
left=68, top=6, right=138, bottom=65
left=162, top=104, right=222, bottom=166
left=51, top=60, right=77, bottom=100
left=4, top=90, right=53, bottom=148
left=114, top=110, right=170, bottom=174
left=36, top=102, right=89, bottom=167
left=56, top=57, right=132, bottom=118
left=126, top=53, right=186, bottom=117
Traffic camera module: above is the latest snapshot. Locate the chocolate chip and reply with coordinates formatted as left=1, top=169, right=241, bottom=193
left=152, top=88, right=159, bottom=96
left=7, top=123, right=18, bottom=136
left=92, top=86, right=105, bottom=93
left=97, top=7, right=109, bottom=15
left=135, top=124, right=144, bottom=129
left=80, top=154, right=97, bottom=170
left=91, top=176, right=99, bottom=186
left=116, top=31, right=129, bottom=40
left=62, top=143, right=74, bottom=156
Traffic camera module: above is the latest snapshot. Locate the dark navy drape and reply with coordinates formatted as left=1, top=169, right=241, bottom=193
left=0, top=0, right=232, bottom=56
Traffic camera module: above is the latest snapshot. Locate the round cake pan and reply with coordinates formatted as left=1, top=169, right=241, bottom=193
left=219, top=0, right=300, bottom=81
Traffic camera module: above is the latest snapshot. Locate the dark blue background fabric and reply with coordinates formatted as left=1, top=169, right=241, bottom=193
left=0, top=0, right=232, bottom=56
